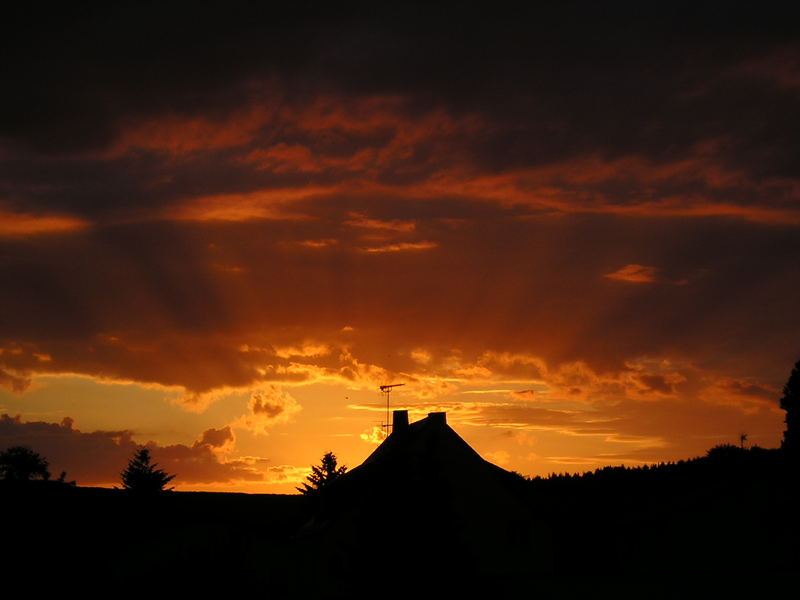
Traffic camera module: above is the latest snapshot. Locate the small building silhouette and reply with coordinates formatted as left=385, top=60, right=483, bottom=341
left=294, top=410, right=552, bottom=596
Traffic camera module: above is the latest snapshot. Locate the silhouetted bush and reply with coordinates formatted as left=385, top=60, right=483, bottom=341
left=706, top=443, right=746, bottom=460
left=0, top=445, right=51, bottom=481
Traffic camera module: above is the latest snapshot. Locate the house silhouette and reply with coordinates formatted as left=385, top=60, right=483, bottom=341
left=294, top=410, right=552, bottom=596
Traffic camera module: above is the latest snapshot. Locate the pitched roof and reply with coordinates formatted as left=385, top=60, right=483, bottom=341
left=300, top=411, right=550, bottom=580
left=342, top=410, right=516, bottom=499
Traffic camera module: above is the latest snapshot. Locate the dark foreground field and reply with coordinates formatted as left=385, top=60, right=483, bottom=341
left=2, top=485, right=308, bottom=594
left=3, top=448, right=798, bottom=599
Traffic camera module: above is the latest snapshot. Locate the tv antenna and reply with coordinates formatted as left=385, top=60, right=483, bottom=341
left=380, top=383, right=405, bottom=438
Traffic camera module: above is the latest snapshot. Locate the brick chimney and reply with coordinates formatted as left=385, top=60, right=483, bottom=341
left=392, top=409, right=409, bottom=433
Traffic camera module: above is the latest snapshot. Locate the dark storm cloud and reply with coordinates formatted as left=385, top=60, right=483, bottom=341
left=1, top=210, right=798, bottom=396
left=197, top=425, right=234, bottom=448
left=0, top=2, right=798, bottom=409
left=2, top=0, right=798, bottom=230
left=3, top=4, right=797, bottom=162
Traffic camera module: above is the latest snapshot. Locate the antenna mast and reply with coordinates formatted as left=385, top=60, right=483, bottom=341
left=379, top=383, right=405, bottom=438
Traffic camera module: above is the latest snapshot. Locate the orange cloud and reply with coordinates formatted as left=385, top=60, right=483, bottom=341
left=361, top=241, right=438, bottom=253
left=233, top=385, right=302, bottom=434
left=111, top=104, right=275, bottom=156
left=344, top=212, right=416, bottom=232
left=0, top=368, right=30, bottom=393
left=196, top=425, right=236, bottom=455
left=259, top=463, right=310, bottom=485
left=401, top=154, right=800, bottom=224
left=0, top=209, right=88, bottom=237
left=166, top=187, right=331, bottom=222
left=604, top=264, right=690, bottom=286
left=290, top=238, right=339, bottom=249
left=604, top=264, right=659, bottom=283
left=698, top=378, right=781, bottom=414
left=244, top=143, right=323, bottom=174
left=274, top=343, right=331, bottom=359
left=359, top=425, right=387, bottom=445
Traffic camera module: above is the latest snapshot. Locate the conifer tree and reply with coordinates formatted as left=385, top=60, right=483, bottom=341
left=780, top=359, right=800, bottom=454
left=121, top=448, right=175, bottom=493
left=297, top=451, right=347, bottom=495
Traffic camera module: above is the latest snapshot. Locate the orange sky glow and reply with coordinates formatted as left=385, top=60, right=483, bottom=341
left=1, top=5, right=798, bottom=492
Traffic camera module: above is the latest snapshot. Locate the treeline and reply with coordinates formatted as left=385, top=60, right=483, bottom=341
left=0, top=445, right=175, bottom=493
left=524, top=444, right=785, bottom=494
left=509, top=443, right=798, bottom=577
left=512, top=444, right=793, bottom=518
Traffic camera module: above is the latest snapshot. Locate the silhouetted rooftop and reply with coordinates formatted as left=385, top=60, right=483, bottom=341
left=299, top=410, right=547, bottom=584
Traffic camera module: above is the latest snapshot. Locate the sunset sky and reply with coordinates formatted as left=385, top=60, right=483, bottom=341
left=1, top=4, right=798, bottom=492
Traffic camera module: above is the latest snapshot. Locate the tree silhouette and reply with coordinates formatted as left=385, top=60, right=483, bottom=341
left=705, top=443, right=745, bottom=460
left=297, top=451, right=347, bottom=495
left=121, top=448, right=175, bottom=493
left=780, top=359, right=800, bottom=454
left=0, top=446, right=51, bottom=481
